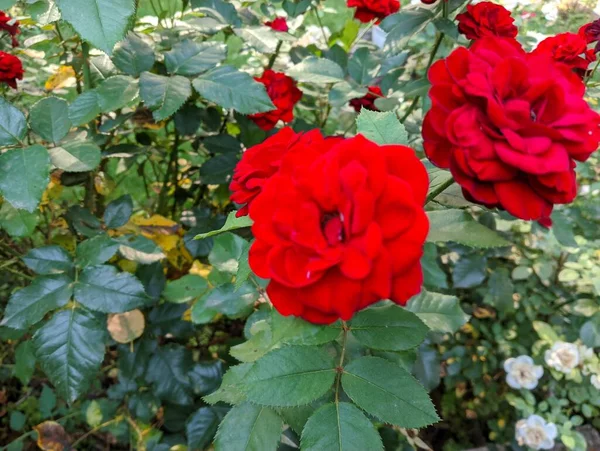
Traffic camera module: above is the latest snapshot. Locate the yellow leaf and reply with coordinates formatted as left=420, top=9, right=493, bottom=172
left=118, top=259, right=138, bottom=274
left=45, top=66, right=76, bottom=91
left=189, top=260, right=212, bottom=279
left=94, top=172, right=115, bottom=196
left=165, top=239, right=193, bottom=271
left=132, top=214, right=178, bottom=229
left=182, top=308, right=192, bottom=322
left=107, top=310, right=145, bottom=344
left=34, top=421, right=70, bottom=451
left=41, top=172, right=63, bottom=206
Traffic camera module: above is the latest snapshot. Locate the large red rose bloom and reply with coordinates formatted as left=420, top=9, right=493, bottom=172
left=249, top=69, right=302, bottom=131
left=423, top=37, right=600, bottom=226
left=247, top=132, right=429, bottom=324
left=456, top=2, right=517, bottom=40
left=349, top=86, right=383, bottom=112
left=0, top=51, right=23, bottom=89
left=347, top=0, right=400, bottom=24
left=532, top=33, right=596, bottom=77
left=579, top=19, right=600, bottom=52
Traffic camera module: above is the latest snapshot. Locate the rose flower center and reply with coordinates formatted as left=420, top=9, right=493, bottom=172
left=321, top=213, right=345, bottom=246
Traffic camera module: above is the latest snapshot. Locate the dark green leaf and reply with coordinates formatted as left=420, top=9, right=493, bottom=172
left=287, top=56, right=345, bottom=83
left=23, top=246, right=73, bottom=274
left=350, top=305, right=428, bottom=351
left=1, top=275, right=73, bottom=330
left=191, top=282, right=258, bottom=323
left=421, top=243, right=448, bottom=289
left=74, top=265, right=148, bottom=313
left=301, top=402, right=383, bottom=451
left=204, top=363, right=253, bottom=405
left=413, top=343, right=441, bottom=391
left=96, top=75, right=139, bottom=112
left=453, top=255, right=487, bottom=289
left=112, top=32, right=155, bottom=76
left=427, top=210, right=511, bottom=248
left=39, top=385, right=57, bottom=419
left=165, top=40, right=226, bottom=76
left=0, top=99, right=26, bottom=146
left=104, top=195, right=133, bottom=228
left=551, top=211, right=578, bottom=247
left=146, top=344, right=193, bottom=405
left=14, top=341, right=36, bottom=385
left=29, top=97, right=72, bottom=143
left=0, top=145, right=50, bottom=212
left=191, top=0, right=241, bottom=26
left=348, top=47, right=380, bottom=85
left=76, top=235, right=119, bottom=267
left=356, top=110, right=408, bottom=145
left=163, top=274, right=208, bottom=303
left=214, top=403, right=282, bottom=451
left=10, top=411, right=25, bottom=431
left=33, top=308, right=106, bottom=403
left=235, top=240, right=252, bottom=290
left=192, top=65, right=275, bottom=114
left=190, top=360, right=224, bottom=396
left=198, top=153, right=238, bottom=184
left=342, top=356, right=439, bottom=428
left=139, top=72, right=192, bottom=121
left=406, top=290, right=469, bottom=333
left=69, top=91, right=101, bottom=126
left=195, top=211, right=252, bottom=240
left=580, top=314, right=600, bottom=348
left=187, top=407, right=227, bottom=450
left=49, top=140, right=102, bottom=172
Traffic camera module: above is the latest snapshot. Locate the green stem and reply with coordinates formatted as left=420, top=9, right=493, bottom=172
left=267, top=41, right=283, bottom=70
left=399, top=96, right=420, bottom=123
left=157, top=130, right=179, bottom=215
left=426, top=176, right=455, bottom=204
left=334, top=321, right=349, bottom=404
left=72, top=416, right=124, bottom=447
left=313, top=4, right=329, bottom=48
left=586, top=58, right=600, bottom=87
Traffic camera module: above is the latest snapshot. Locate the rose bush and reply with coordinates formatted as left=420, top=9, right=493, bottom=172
left=0, top=0, right=599, bottom=450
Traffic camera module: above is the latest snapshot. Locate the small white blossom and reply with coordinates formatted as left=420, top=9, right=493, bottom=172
left=545, top=342, right=580, bottom=374
left=592, top=374, right=600, bottom=390
left=515, top=415, right=558, bottom=450
left=504, top=356, right=544, bottom=390
left=297, top=25, right=331, bottom=50
left=541, top=1, right=559, bottom=22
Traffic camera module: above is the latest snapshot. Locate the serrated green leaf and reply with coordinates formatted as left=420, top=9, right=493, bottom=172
left=112, top=32, right=155, bottom=76
left=76, top=235, right=119, bottom=267
left=195, top=211, right=253, bottom=240
left=350, top=305, right=428, bottom=351
left=214, top=403, right=282, bottom=451
left=406, top=290, right=469, bottom=333
left=356, top=110, right=408, bottom=145
left=68, top=91, right=101, bottom=126
left=0, top=202, right=38, bottom=238
left=146, top=344, right=193, bottom=405
left=427, top=209, right=510, bottom=248
left=0, top=99, right=26, bottom=146
left=164, top=274, right=208, bottom=303
left=301, top=402, right=383, bottom=451
left=191, top=0, right=241, bottom=26
left=96, top=75, right=139, bottom=112
left=33, top=308, right=106, bottom=403
left=208, top=232, right=246, bottom=274
left=165, top=40, right=226, bottom=76
left=0, top=145, right=50, bottom=212
left=348, top=47, right=380, bottom=85
left=204, top=363, right=253, bottom=405
left=186, top=407, right=227, bottom=450
left=74, top=265, right=148, bottom=313
left=191, top=282, right=258, bottom=323
left=22, top=245, right=73, bottom=274
left=192, top=65, right=275, bottom=114
left=342, top=356, right=439, bottom=428
left=243, top=346, right=336, bottom=407
left=287, top=56, right=345, bottom=83
left=139, top=72, right=191, bottom=121
left=103, top=195, right=133, bottom=228
left=235, top=240, right=252, bottom=290
left=234, top=27, right=280, bottom=53
left=1, top=275, right=73, bottom=330
left=55, top=0, right=135, bottom=54
left=49, top=141, right=102, bottom=172
left=29, top=97, right=72, bottom=143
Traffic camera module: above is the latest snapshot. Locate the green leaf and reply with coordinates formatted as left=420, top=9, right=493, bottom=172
left=204, top=363, right=253, bottom=405
left=301, top=402, right=383, bottom=451
left=22, top=245, right=73, bottom=274
left=208, top=232, right=247, bottom=273
left=1, top=275, right=73, bottom=330
left=191, top=282, right=258, bottom=323
left=243, top=346, right=336, bottom=407
left=10, top=411, right=25, bottom=431
left=49, top=141, right=102, bottom=172
left=532, top=321, right=560, bottom=343
left=74, top=265, right=148, bottom=313
left=485, top=268, right=515, bottom=313
left=190, top=360, right=224, bottom=396
left=117, top=235, right=165, bottom=264
left=0, top=145, right=50, bottom=212
left=0, top=0, right=17, bottom=8
left=287, top=56, right=345, bottom=83
left=356, top=110, right=408, bottom=145
left=350, top=305, right=428, bottom=351
left=165, top=40, right=226, bottom=76
left=380, top=10, right=434, bottom=54
left=139, top=72, right=192, bottom=121
left=421, top=243, right=448, bottom=289
left=199, top=153, right=238, bottom=184
left=433, top=17, right=459, bottom=40
left=191, top=0, right=241, bottom=26
left=76, top=235, right=119, bottom=267
left=192, top=65, right=275, bottom=114
left=452, top=255, right=487, bottom=289
left=425, top=161, right=454, bottom=200
left=186, top=407, right=227, bottom=450
left=96, top=75, right=139, bottom=112
left=348, top=47, right=380, bottom=85
left=69, top=91, right=101, bottom=126
left=0, top=99, right=26, bottom=146
left=55, top=0, right=135, bottom=54
left=33, top=308, right=106, bottom=403
left=29, top=97, right=72, bottom=143
left=580, top=315, right=600, bottom=348
left=104, top=195, right=133, bottom=228
left=164, top=275, right=208, bottom=303
left=214, top=403, right=283, bottom=451
left=112, top=32, right=155, bottom=76
left=406, top=290, right=469, bottom=333
left=414, top=344, right=441, bottom=391
left=235, top=240, right=252, bottom=290
left=14, top=341, right=36, bottom=385
left=234, top=27, right=281, bottom=53
left=0, top=202, right=38, bottom=238
left=427, top=210, right=511, bottom=248
left=551, top=211, right=578, bottom=248
left=39, top=385, right=57, bottom=419
left=342, top=356, right=439, bottom=428
left=146, top=344, right=193, bottom=405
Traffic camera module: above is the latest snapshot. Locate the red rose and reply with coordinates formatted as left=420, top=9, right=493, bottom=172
left=349, top=86, right=383, bottom=112
left=247, top=131, right=429, bottom=324
left=456, top=2, right=517, bottom=41
left=347, top=0, right=400, bottom=24
left=249, top=70, right=302, bottom=131
left=422, top=37, right=600, bottom=226
left=265, top=17, right=289, bottom=32
left=580, top=20, right=600, bottom=52
left=533, top=33, right=596, bottom=77
left=0, top=11, right=20, bottom=47
left=0, top=51, right=23, bottom=89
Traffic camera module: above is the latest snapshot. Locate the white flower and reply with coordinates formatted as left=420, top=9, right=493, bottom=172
left=592, top=374, right=600, bottom=390
left=541, top=1, right=559, bottom=22
left=515, top=415, right=558, bottom=450
left=504, top=356, right=544, bottom=390
left=297, top=25, right=331, bottom=50
left=545, top=342, right=580, bottom=374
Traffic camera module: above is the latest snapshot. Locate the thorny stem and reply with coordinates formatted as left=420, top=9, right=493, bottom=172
left=426, top=176, right=455, bottom=204
left=334, top=321, right=349, bottom=404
